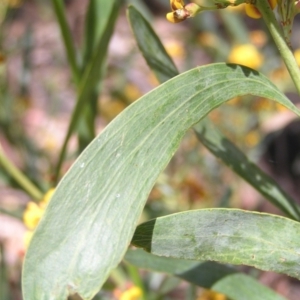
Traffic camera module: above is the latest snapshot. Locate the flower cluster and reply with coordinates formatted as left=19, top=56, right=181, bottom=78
left=166, top=0, right=202, bottom=23
left=166, top=0, right=278, bottom=23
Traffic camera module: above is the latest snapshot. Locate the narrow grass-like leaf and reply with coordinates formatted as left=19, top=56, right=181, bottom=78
left=125, top=249, right=237, bottom=288
left=82, top=1, right=117, bottom=67
left=78, top=1, right=118, bottom=151
left=212, top=273, right=286, bottom=300
left=51, top=0, right=80, bottom=85
left=128, top=5, right=300, bottom=220
left=125, top=249, right=286, bottom=300
left=23, top=63, right=300, bottom=299
left=54, top=0, right=122, bottom=182
left=132, top=209, right=300, bottom=280
left=194, top=119, right=300, bottom=220
left=128, top=5, right=178, bottom=82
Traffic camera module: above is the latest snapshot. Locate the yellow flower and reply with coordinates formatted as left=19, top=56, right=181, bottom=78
left=245, top=0, right=277, bottom=19
left=119, top=286, right=142, bottom=300
left=23, top=188, right=55, bottom=248
left=23, top=188, right=55, bottom=229
left=23, top=202, right=44, bottom=230
left=170, top=0, right=185, bottom=10
left=228, top=44, right=263, bottom=69
left=166, top=0, right=201, bottom=23
left=198, top=289, right=227, bottom=300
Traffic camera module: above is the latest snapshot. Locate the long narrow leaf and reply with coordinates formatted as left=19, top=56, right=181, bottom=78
left=23, top=62, right=300, bottom=299
left=132, top=209, right=300, bottom=280
left=125, top=249, right=286, bottom=300
left=78, top=1, right=118, bottom=151
left=125, top=249, right=237, bottom=288
left=194, top=119, right=300, bottom=220
left=127, top=5, right=300, bottom=220
left=82, top=1, right=117, bottom=67
left=212, top=273, right=286, bottom=300
left=128, top=5, right=178, bottom=82
left=54, top=0, right=122, bottom=182
left=51, top=0, right=80, bottom=85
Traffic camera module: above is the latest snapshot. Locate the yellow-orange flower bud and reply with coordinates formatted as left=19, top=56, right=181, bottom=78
left=245, top=0, right=277, bottom=19
left=170, top=0, right=185, bottom=11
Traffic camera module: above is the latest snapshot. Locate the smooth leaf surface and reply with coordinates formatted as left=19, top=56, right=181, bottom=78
left=23, top=63, right=300, bottom=300
left=125, top=249, right=286, bottom=300
left=128, top=5, right=300, bottom=220
left=132, top=209, right=300, bottom=279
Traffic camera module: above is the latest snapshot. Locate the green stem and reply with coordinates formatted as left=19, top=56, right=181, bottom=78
left=0, top=145, right=43, bottom=201
left=51, top=0, right=80, bottom=86
left=257, top=0, right=300, bottom=95
left=53, top=2, right=121, bottom=183
left=126, top=264, right=146, bottom=300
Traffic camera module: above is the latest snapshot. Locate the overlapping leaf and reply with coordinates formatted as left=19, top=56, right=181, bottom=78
left=132, top=209, right=300, bottom=280
left=23, top=6, right=300, bottom=300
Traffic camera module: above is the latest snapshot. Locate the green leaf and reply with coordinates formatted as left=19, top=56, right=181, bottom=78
left=82, top=1, right=116, bottom=67
left=128, top=5, right=300, bottom=220
left=125, top=249, right=237, bottom=288
left=132, top=209, right=300, bottom=280
left=54, top=0, right=122, bottom=181
left=125, top=249, right=286, bottom=300
left=51, top=0, right=80, bottom=85
left=194, top=119, right=300, bottom=220
left=212, top=273, right=286, bottom=300
left=78, top=0, right=118, bottom=151
left=23, top=63, right=300, bottom=299
left=128, top=5, right=178, bottom=82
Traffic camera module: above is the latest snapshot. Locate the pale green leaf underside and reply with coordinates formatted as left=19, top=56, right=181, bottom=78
left=125, top=249, right=286, bottom=300
left=132, top=209, right=300, bottom=280
left=22, top=64, right=300, bottom=300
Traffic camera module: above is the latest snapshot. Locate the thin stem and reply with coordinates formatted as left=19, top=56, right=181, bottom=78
left=51, top=0, right=80, bottom=86
left=53, top=2, right=121, bottom=183
left=0, top=145, right=43, bottom=201
left=257, top=0, right=300, bottom=95
left=126, top=264, right=146, bottom=300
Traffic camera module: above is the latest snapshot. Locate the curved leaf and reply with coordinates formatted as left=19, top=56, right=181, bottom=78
left=127, top=5, right=178, bottom=82
left=125, top=249, right=286, bottom=300
left=193, top=119, right=300, bottom=220
left=128, top=5, right=300, bottom=221
left=132, top=209, right=300, bottom=280
left=22, top=64, right=300, bottom=300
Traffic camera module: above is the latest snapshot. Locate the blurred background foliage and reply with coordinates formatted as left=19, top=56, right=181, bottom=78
left=1, top=0, right=300, bottom=299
